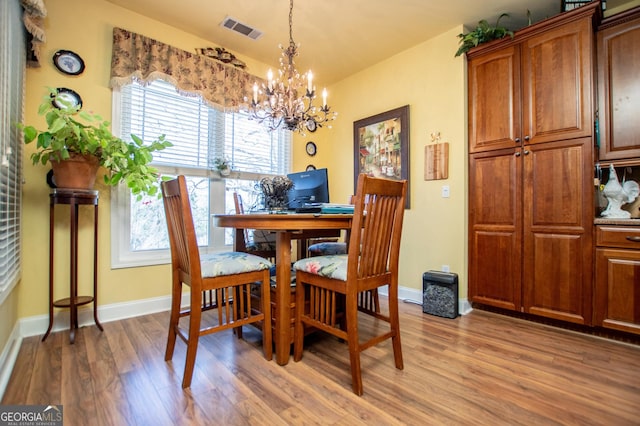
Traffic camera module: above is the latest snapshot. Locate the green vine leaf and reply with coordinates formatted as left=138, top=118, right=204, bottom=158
left=455, top=13, right=514, bottom=57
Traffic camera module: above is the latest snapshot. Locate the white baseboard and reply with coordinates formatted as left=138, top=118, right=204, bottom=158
left=380, top=285, right=472, bottom=316
left=19, top=294, right=176, bottom=339
left=0, top=284, right=471, bottom=400
left=0, top=323, right=22, bottom=402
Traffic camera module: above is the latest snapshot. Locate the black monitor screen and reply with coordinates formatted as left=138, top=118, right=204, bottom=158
left=287, top=168, right=329, bottom=209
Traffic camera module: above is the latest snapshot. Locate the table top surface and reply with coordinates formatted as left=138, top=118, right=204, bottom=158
left=213, top=212, right=353, bottom=230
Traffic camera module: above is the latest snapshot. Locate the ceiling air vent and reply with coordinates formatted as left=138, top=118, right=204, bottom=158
left=220, top=16, right=263, bottom=40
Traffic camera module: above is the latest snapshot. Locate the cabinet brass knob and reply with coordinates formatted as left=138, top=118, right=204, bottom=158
left=515, top=151, right=521, bottom=157
left=625, top=236, right=640, bottom=242
left=524, top=135, right=530, bottom=141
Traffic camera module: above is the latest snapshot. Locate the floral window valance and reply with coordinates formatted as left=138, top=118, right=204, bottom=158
left=109, top=27, right=261, bottom=111
left=21, top=0, right=47, bottom=67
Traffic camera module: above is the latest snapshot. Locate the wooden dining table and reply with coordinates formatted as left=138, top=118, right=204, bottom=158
left=213, top=212, right=353, bottom=365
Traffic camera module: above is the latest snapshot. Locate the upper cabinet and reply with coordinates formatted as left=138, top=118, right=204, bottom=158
left=468, top=4, right=600, bottom=154
left=468, top=45, right=521, bottom=153
left=597, top=6, right=640, bottom=161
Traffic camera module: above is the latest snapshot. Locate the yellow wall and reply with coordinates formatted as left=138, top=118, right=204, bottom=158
left=293, top=27, right=468, bottom=295
left=20, top=0, right=467, bottom=321
left=20, top=0, right=271, bottom=318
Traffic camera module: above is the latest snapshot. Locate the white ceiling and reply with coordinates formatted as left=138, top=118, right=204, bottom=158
left=105, top=0, right=620, bottom=85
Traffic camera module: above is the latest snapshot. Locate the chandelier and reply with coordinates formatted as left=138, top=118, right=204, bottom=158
left=249, top=0, right=337, bottom=133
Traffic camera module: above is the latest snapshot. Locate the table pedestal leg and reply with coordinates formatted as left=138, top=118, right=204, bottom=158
left=274, top=232, right=292, bottom=365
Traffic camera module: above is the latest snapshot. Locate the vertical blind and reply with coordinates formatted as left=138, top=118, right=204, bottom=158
left=0, top=0, right=25, bottom=304
left=118, top=80, right=291, bottom=175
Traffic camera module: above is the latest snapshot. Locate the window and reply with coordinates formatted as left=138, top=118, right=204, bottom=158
left=111, top=80, right=291, bottom=268
left=0, top=0, right=25, bottom=304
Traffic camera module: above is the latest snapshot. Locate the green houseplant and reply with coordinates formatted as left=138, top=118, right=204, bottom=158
left=455, top=13, right=514, bottom=57
left=213, top=156, right=231, bottom=176
left=20, top=88, right=172, bottom=199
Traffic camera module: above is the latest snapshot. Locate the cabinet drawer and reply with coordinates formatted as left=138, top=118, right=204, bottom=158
left=596, top=226, right=640, bottom=248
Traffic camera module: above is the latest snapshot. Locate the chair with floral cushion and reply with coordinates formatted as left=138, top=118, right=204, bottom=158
left=162, top=176, right=273, bottom=388
left=293, top=174, right=407, bottom=395
left=307, top=194, right=380, bottom=314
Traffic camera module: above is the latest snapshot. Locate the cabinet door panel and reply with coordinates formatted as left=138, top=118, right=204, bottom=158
left=468, top=46, right=521, bottom=153
left=522, top=138, right=593, bottom=324
left=526, top=232, right=589, bottom=323
left=598, top=18, right=640, bottom=160
left=522, top=18, right=594, bottom=145
left=595, top=248, right=640, bottom=334
left=526, top=143, right=588, bottom=227
left=469, top=150, right=522, bottom=309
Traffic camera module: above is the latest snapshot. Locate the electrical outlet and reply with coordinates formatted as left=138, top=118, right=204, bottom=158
left=441, top=185, right=450, bottom=198
left=442, top=265, right=450, bottom=273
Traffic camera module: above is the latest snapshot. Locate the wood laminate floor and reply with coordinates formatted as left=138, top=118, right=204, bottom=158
left=2, top=299, right=639, bottom=425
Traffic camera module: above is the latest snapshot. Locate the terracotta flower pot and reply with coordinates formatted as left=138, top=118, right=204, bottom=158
left=50, top=153, right=100, bottom=190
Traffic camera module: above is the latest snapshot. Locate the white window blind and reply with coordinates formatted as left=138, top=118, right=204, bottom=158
left=111, top=80, right=291, bottom=268
left=119, top=80, right=291, bottom=175
left=0, top=0, right=25, bottom=304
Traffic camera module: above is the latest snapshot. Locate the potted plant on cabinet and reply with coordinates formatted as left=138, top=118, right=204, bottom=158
left=20, top=88, right=172, bottom=199
left=455, top=13, right=514, bottom=57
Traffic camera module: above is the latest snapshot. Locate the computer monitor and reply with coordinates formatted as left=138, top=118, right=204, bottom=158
left=286, top=168, right=330, bottom=209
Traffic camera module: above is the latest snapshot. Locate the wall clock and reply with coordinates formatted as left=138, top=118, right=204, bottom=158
left=305, top=118, right=317, bottom=133
left=53, top=50, right=85, bottom=75
left=306, top=141, right=317, bottom=156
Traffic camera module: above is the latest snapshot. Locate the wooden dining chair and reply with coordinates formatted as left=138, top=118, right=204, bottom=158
left=306, top=195, right=352, bottom=257
left=233, top=192, right=276, bottom=261
left=305, top=194, right=380, bottom=314
left=293, top=174, right=407, bottom=395
left=162, top=176, right=273, bottom=388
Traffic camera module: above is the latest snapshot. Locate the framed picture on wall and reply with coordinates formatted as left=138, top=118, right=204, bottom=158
left=561, top=0, right=594, bottom=12
left=353, top=105, right=410, bottom=208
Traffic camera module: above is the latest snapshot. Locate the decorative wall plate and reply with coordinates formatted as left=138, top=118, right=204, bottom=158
left=53, top=50, right=85, bottom=75
left=306, top=164, right=316, bottom=171
left=46, top=169, right=57, bottom=188
left=306, top=141, right=317, bottom=156
left=51, top=88, right=82, bottom=110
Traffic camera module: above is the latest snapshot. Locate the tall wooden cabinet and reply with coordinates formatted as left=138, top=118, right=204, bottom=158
left=468, top=4, right=600, bottom=325
left=593, top=7, right=640, bottom=336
